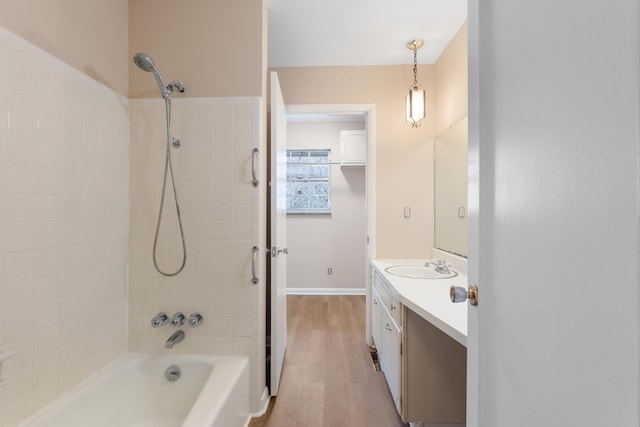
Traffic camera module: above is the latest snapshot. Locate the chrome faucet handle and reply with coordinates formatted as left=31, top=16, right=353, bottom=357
left=151, top=312, right=169, bottom=328
left=188, top=312, right=203, bottom=327
left=433, top=259, right=448, bottom=268
left=170, top=312, right=186, bottom=327
left=434, top=259, right=450, bottom=274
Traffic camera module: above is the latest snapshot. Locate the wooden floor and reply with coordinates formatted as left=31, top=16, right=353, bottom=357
left=249, top=295, right=407, bottom=427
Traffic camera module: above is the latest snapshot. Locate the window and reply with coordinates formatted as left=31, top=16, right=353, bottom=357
left=286, top=149, right=331, bottom=213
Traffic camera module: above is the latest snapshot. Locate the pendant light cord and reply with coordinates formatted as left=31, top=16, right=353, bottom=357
left=413, top=48, right=418, bottom=89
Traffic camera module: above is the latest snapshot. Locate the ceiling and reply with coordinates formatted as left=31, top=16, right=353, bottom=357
left=267, top=0, right=467, bottom=68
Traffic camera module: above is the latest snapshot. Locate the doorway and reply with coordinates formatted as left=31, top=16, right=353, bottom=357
left=266, top=103, right=377, bottom=393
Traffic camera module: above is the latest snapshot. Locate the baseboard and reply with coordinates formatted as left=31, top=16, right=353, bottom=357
left=286, top=287, right=366, bottom=295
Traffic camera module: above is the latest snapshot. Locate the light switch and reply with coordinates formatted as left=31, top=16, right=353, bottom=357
left=404, top=207, right=411, bottom=219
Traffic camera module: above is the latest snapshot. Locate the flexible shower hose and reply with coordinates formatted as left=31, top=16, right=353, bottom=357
left=152, top=98, right=187, bottom=276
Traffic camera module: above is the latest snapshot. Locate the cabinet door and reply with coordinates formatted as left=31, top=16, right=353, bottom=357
left=380, top=309, right=402, bottom=414
left=402, top=308, right=466, bottom=423
left=371, top=286, right=383, bottom=350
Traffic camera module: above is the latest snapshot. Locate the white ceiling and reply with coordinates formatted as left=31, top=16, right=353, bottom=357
left=267, top=0, right=467, bottom=68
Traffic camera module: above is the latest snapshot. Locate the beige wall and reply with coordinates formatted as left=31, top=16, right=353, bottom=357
left=272, top=65, right=437, bottom=258
left=272, top=23, right=467, bottom=259
left=0, top=0, right=267, bottom=99
left=435, top=22, right=468, bottom=135
left=129, top=0, right=266, bottom=99
left=0, top=0, right=129, bottom=96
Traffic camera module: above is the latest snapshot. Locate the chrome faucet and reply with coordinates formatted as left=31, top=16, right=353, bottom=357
left=434, top=260, right=451, bottom=274
left=425, top=259, right=451, bottom=274
left=165, top=330, right=185, bottom=349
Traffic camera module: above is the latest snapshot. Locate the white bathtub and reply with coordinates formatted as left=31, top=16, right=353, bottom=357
left=20, top=353, right=250, bottom=427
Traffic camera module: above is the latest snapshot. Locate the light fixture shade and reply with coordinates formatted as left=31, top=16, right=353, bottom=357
left=406, top=87, right=425, bottom=126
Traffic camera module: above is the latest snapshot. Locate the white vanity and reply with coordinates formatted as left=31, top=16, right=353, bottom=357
left=370, top=257, right=467, bottom=425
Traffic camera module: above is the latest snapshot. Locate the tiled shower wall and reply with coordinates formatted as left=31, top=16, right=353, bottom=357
left=0, top=28, right=129, bottom=426
left=128, top=97, right=263, bottom=410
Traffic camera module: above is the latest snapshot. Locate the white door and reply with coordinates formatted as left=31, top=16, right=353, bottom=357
left=467, top=1, right=640, bottom=426
left=270, top=71, right=288, bottom=396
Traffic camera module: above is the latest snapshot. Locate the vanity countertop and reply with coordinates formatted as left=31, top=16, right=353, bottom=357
left=371, top=259, right=468, bottom=346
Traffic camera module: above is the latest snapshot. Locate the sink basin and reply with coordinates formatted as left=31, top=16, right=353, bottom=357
left=384, top=265, right=458, bottom=279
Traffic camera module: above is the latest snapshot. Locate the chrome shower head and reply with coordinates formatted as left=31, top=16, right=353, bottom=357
left=133, top=52, right=155, bottom=72
left=133, top=52, right=169, bottom=99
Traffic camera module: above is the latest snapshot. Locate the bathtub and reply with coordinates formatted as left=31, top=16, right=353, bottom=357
left=21, top=353, right=250, bottom=427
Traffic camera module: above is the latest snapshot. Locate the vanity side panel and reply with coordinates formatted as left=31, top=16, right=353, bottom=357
left=403, top=308, right=466, bottom=423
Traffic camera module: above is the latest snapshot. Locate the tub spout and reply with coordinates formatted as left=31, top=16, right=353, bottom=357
left=165, top=330, right=185, bottom=349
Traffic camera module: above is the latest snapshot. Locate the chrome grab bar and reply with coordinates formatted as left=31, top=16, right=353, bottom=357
left=251, top=246, right=259, bottom=284
left=251, top=147, right=259, bottom=187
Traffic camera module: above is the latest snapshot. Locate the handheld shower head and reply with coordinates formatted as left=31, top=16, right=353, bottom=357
left=133, top=52, right=155, bottom=72
left=133, top=52, right=170, bottom=99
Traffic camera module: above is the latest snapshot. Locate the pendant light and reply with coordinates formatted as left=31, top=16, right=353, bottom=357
left=406, top=39, right=425, bottom=128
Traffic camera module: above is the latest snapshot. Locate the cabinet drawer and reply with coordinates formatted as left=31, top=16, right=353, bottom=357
left=373, top=273, right=401, bottom=325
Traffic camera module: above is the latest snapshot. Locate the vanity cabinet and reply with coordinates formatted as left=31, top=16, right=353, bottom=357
left=371, top=273, right=402, bottom=414
left=370, top=264, right=466, bottom=424
left=381, top=308, right=402, bottom=413
left=371, top=285, right=383, bottom=359
left=401, top=308, right=466, bottom=424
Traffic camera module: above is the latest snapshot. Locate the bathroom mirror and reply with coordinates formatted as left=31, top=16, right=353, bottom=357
left=434, top=116, right=468, bottom=257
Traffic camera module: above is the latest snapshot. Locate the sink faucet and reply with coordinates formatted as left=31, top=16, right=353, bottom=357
left=434, top=260, right=450, bottom=274
left=165, top=330, right=185, bottom=349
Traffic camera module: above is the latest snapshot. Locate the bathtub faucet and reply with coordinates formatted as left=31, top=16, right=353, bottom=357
left=165, top=330, right=185, bottom=349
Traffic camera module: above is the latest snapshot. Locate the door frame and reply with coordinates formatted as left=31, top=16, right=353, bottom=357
left=281, top=103, right=377, bottom=343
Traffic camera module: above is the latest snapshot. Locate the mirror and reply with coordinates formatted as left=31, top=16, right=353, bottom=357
left=434, top=116, right=468, bottom=257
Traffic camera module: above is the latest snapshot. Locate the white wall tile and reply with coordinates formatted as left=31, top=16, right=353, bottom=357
left=0, top=27, right=129, bottom=423
left=7, top=103, right=38, bottom=139
left=0, top=100, right=8, bottom=131
left=129, top=96, right=262, bottom=413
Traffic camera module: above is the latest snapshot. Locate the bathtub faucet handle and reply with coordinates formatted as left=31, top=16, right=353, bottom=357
left=151, top=312, right=169, bottom=328
left=170, top=312, right=186, bottom=327
left=189, top=312, right=203, bottom=327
